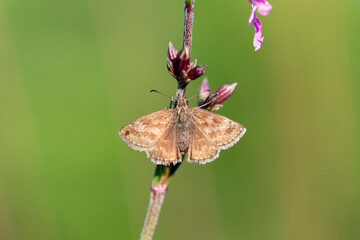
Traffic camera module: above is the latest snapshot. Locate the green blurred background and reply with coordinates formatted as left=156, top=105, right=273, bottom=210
left=1, top=0, right=359, bottom=239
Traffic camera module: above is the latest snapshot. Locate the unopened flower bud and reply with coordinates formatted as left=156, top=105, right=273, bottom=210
left=198, top=78, right=210, bottom=104
left=166, top=42, right=206, bottom=86
left=209, top=82, right=237, bottom=104
left=201, top=82, right=238, bottom=111
left=167, top=58, right=175, bottom=77
left=167, top=41, right=178, bottom=62
left=188, top=65, right=206, bottom=80
left=174, top=47, right=190, bottom=76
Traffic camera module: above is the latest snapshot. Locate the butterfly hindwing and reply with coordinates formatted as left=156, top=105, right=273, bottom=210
left=146, top=123, right=182, bottom=165
left=187, top=121, right=219, bottom=164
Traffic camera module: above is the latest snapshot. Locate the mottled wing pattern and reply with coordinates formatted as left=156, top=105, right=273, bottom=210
left=119, top=109, right=174, bottom=151
left=146, top=123, right=182, bottom=165
left=187, top=122, right=219, bottom=164
left=189, top=107, right=246, bottom=160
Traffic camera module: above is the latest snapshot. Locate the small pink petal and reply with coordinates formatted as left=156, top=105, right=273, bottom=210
left=248, top=4, right=258, bottom=26
left=253, top=31, right=264, bottom=51
left=168, top=41, right=178, bottom=61
left=253, top=14, right=262, bottom=32
left=257, top=1, right=272, bottom=16
left=198, top=78, right=210, bottom=103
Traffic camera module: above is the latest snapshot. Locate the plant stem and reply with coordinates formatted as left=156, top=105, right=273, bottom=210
left=139, top=188, right=166, bottom=240
left=139, top=1, right=195, bottom=239
left=139, top=164, right=182, bottom=240
left=139, top=166, right=169, bottom=240
left=182, top=0, right=194, bottom=53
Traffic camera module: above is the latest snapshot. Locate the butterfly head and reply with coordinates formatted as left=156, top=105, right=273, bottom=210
left=174, top=89, right=189, bottom=108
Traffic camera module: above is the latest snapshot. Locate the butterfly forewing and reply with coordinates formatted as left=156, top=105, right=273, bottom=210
left=119, top=109, right=174, bottom=151
left=189, top=108, right=246, bottom=150
left=187, top=122, right=219, bottom=164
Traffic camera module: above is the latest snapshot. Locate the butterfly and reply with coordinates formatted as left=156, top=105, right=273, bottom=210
left=119, top=91, right=246, bottom=165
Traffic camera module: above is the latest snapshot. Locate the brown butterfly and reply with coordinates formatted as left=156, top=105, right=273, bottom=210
left=119, top=91, right=246, bottom=165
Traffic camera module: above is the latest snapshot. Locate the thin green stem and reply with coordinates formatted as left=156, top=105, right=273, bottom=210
left=139, top=166, right=169, bottom=240
left=139, top=163, right=182, bottom=240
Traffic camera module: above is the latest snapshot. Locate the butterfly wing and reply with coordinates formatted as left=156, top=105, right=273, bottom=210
left=187, top=122, right=220, bottom=164
left=187, top=107, right=246, bottom=163
left=146, top=123, right=182, bottom=165
left=119, top=109, right=174, bottom=150
left=119, top=109, right=182, bottom=164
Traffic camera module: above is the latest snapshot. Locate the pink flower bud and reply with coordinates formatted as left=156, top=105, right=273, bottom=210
left=210, top=82, right=237, bottom=104
left=198, top=78, right=210, bottom=104
left=167, top=41, right=178, bottom=61
left=200, top=81, right=238, bottom=111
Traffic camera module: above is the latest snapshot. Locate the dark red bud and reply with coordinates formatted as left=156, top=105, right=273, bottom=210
left=187, top=65, right=206, bottom=80
left=174, top=47, right=190, bottom=75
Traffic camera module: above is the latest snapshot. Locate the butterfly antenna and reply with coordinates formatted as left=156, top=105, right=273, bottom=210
left=187, top=89, right=211, bottom=101
left=150, top=90, right=175, bottom=106
left=150, top=89, right=172, bottom=98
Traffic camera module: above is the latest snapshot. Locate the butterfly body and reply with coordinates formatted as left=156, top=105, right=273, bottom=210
left=176, top=106, right=190, bottom=155
left=119, top=92, right=246, bottom=165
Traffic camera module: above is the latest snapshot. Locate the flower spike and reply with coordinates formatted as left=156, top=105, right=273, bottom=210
left=248, top=0, right=272, bottom=51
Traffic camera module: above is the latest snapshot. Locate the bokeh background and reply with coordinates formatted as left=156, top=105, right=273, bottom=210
left=1, top=0, right=359, bottom=239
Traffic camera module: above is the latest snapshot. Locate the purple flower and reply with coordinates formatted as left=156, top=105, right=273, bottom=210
left=248, top=0, right=272, bottom=51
